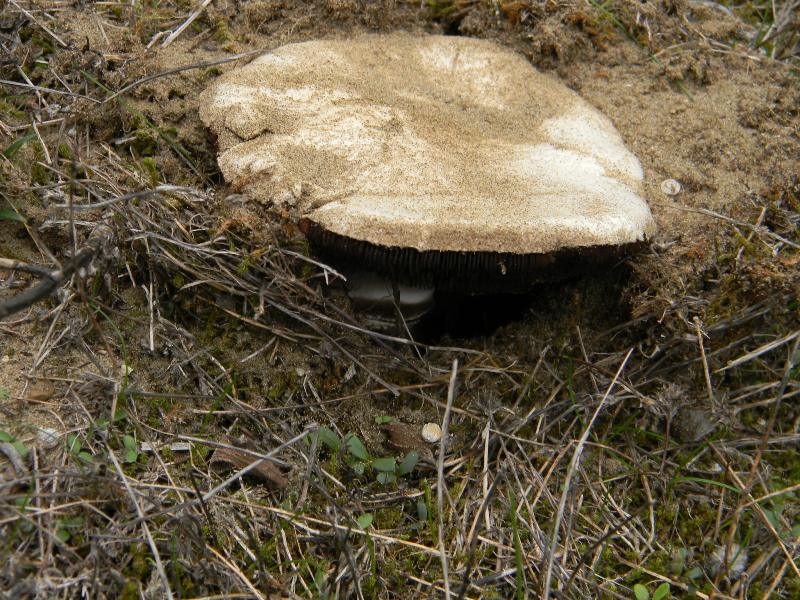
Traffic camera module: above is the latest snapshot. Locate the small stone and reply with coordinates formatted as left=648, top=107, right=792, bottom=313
left=661, top=178, right=682, bottom=196
left=421, top=423, right=442, bottom=444
left=36, top=427, right=60, bottom=449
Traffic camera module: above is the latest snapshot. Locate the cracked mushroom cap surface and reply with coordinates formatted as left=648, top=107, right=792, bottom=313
left=200, top=34, right=655, bottom=289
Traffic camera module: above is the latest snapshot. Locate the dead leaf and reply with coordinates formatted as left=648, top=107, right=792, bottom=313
left=382, top=422, right=434, bottom=461
left=27, top=380, right=55, bottom=402
left=209, top=447, right=288, bottom=489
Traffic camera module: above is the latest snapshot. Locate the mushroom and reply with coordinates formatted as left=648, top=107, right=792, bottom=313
left=200, top=34, right=655, bottom=327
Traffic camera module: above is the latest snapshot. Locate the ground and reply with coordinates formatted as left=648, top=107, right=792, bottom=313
left=1, top=1, right=799, bottom=599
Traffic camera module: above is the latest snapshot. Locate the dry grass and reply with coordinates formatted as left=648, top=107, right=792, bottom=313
left=1, top=1, right=799, bottom=599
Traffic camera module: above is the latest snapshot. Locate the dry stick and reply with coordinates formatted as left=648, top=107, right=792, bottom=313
left=542, top=347, right=634, bottom=600
left=0, top=247, right=94, bottom=320
left=108, top=450, right=175, bottom=600
left=456, top=469, right=506, bottom=600
left=564, top=512, right=639, bottom=594
left=0, top=79, right=97, bottom=101
left=0, top=257, right=53, bottom=277
left=264, top=298, right=399, bottom=396
left=124, top=429, right=311, bottom=528
left=730, top=546, right=780, bottom=597
left=53, top=184, right=202, bottom=210
left=761, top=558, right=790, bottom=599
left=160, top=0, right=214, bottom=46
left=715, top=337, right=800, bottom=588
left=8, top=0, right=67, bottom=47
left=654, top=202, right=800, bottom=250
left=718, top=329, right=800, bottom=372
left=438, top=359, right=459, bottom=599
left=710, top=445, right=800, bottom=580
left=206, top=545, right=266, bottom=600
left=694, top=316, right=715, bottom=405
left=104, top=50, right=269, bottom=102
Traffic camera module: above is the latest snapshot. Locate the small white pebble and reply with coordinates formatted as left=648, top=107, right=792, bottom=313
left=36, top=427, right=60, bottom=449
left=421, top=422, right=442, bottom=443
left=661, top=178, right=682, bottom=196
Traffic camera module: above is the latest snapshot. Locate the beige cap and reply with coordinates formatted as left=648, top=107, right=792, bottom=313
left=200, top=33, right=655, bottom=256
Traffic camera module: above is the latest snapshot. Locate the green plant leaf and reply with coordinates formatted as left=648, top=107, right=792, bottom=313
left=0, top=209, right=24, bottom=222
left=633, top=583, right=649, bottom=600
left=66, top=434, right=81, bottom=454
left=374, top=415, right=393, bottom=425
left=122, top=435, right=137, bottom=452
left=398, top=451, right=419, bottom=476
left=12, top=441, right=28, bottom=459
left=347, top=457, right=366, bottom=476
left=376, top=472, right=396, bottom=485
left=674, top=477, right=741, bottom=494
left=417, top=498, right=428, bottom=521
left=0, top=430, right=12, bottom=443
left=668, top=547, right=688, bottom=575
left=55, top=527, right=71, bottom=543
left=125, top=449, right=138, bottom=463
left=3, top=131, right=36, bottom=159
left=686, top=567, right=703, bottom=580
left=315, top=427, right=340, bottom=452
left=372, top=457, right=396, bottom=472
left=314, top=567, right=328, bottom=599
left=344, top=433, right=369, bottom=461
left=652, top=582, right=670, bottom=600
left=356, top=514, right=373, bottom=529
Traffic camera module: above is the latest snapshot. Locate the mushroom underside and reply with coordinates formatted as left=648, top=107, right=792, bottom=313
left=301, top=219, right=646, bottom=294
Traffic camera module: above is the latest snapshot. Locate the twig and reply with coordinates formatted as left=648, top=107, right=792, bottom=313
left=694, top=316, right=715, bottom=405
left=0, top=79, right=98, bottom=102
left=160, top=0, right=214, bottom=47
left=456, top=469, right=506, bottom=600
left=0, top=257, right=53, bottom=277
left=542, top=348, right=634, bottom=599
left=52, top=185, right=204, bottom=210
left=8, top=0, right=67, bottom=47
left=438, top=359, right=459, bottom=599
left=654, top=203, right=800, bottom=250
left=108, top=450, right=175, bottom=600
left=0, top=246, right=95, bottom=320
left=718, top=329, right=800, bottom=372
left=104, top=50, right=268, bottom=102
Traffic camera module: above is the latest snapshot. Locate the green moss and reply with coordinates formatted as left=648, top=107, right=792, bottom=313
left=267, top=369, right=298, bottom=401
left=141, top=156, right=160, bottom=186
left=374, top=505, right=405, bottom=530
left=132, top=127, right=158, bottom=157
left=0, top=98, right=25, bottom=119
left=120, top=580, right=139, bottom=600
left=213, top=17, right=232, bottom=42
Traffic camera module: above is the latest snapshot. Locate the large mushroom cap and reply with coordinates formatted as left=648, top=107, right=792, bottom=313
left=200, top=34, right=655, bottom=290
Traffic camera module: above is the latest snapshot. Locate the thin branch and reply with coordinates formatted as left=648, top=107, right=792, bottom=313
left=438, top=359, right=459, bottom=599
left=542, top=348, right=634, bottom=599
